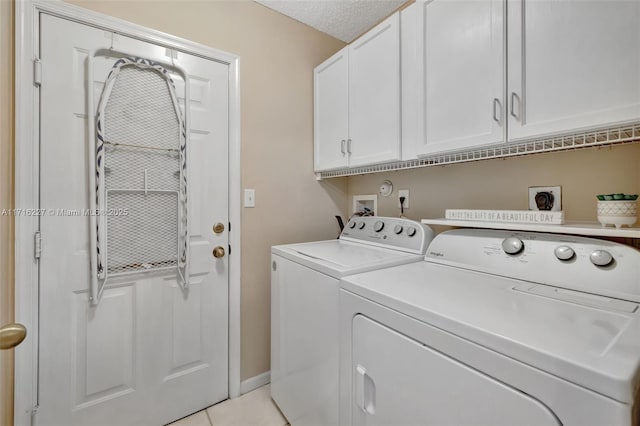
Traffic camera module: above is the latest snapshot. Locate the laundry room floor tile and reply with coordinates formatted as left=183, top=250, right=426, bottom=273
left=168, top=410, right=211, bottom=426
left=207, top=385, right=288, bottom=426
left=168, top=385, right=287, bottom=426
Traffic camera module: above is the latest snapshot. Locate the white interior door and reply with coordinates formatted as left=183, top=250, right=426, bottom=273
left=38, top=13, right=229, bottom=426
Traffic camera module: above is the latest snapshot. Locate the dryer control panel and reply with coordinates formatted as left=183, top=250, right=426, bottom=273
left=341, top=217, right=434, bottom=255
left=426, top=229, right=640, bottom=303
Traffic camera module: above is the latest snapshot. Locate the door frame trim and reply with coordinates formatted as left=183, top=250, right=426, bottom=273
left=14, top=2, right=242, bottom=424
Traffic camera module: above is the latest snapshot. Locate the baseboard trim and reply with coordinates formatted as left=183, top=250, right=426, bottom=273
left=239, top=371, right=270, bottom=395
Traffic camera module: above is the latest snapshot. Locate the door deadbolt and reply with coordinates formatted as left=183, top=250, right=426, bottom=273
left=213, top=223, right=225, bottom=234
left=213, top=246, right=225, bottom=258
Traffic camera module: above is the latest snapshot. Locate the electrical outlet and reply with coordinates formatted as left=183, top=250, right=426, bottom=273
left=398, top=189, right=409, bottom=209
left=244, top=189, right=255, bottom=208
left=529, top=186, right=561, bottom=211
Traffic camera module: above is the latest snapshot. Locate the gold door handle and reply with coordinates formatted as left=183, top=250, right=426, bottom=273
left=213, top=223, right=225, bottom=234
left=0, top=323, right=27, bottom=350
left=212, top=246, right=225, bottom=258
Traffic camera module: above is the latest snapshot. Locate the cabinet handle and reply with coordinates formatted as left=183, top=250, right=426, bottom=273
left=492, top=98, right=502, bottom=124
left=510, top=92, right=521, bottom=120
left=341, top=139, right=346, bottom=155
left=347, top=139, right=352, bottom=154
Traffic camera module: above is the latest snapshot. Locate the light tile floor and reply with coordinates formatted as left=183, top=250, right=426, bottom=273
left=169, top=385, right=289, bottom=426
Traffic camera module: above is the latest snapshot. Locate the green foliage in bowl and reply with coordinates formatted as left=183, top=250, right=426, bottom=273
left=597, top=194, right=638, bottom=201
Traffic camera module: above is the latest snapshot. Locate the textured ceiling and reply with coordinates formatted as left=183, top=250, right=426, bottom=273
left=255, top=0, right=409, bottom=42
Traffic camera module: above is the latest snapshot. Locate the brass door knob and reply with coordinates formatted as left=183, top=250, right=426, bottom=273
left=0, top=323, right=27, bottom=350
left=213, top=223, right=225, bottom=234
left=213, top=246, right=225, bottom=258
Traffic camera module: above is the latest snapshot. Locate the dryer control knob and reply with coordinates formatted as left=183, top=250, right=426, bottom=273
left=502, top=237, right=524, bottom=255
left=394, top=225, right=404, bottom=235
left=374, top=221, right=384, bottom=232
left=358, top=222, right=366, bottom=230
left=348, top=220, right=357, bottom=229
left=554, top=246, right=575, bottom=261
left=590, top=250, right=613, bottom=267
left=406, top=226, right=417, bottom=237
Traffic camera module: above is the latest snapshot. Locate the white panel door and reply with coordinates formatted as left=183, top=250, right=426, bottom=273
left=348, top=12, right=401, bottom=167
left=314, top=47, right=349, bottom=171
left=351, top=315, right=561, bottom=426
left=507, top=0, right=640, bottom=141
left=38, top=14, right=229, bottom=426
left=416, top=0, right=505, bottom=156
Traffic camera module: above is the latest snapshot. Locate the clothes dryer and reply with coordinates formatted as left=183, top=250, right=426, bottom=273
left=340, top=229, right=640, bottom=426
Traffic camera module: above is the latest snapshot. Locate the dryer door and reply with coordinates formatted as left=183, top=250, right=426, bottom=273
left=351, top=315, right=561, bottom=426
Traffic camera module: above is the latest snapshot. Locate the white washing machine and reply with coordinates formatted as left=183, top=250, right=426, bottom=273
left=271, top=217, right=434, bottom=426
left=340, top=229, right=640, bottom=426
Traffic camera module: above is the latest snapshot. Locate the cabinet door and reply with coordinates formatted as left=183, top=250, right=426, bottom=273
left=314, top=47, right=349, bottom=171
left=416, top=0, right=505, bottom=156
left=507, top=0, right=640, bottom=141
left=348, top=13, right=401, bottom=167
left=400, top=3, right=419, bottom=161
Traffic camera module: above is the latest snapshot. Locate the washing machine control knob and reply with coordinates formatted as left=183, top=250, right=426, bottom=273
left=394, top=225, right=403, bottom=235
left=374, top=221, right=384, bottom=232
left=590, top=250, right=613, bottom=267
left=348, top=220, right=356, bottom=229
left=358, top=221, right=366, bottom=230
left=554, top=246, right=575, bottom=261
left=502, top=237, right=524, bottom=255
left=406, top=226, right=417, bottom=237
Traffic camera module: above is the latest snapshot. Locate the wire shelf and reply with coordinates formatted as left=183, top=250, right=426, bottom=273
left=315, top=123, right=640, bottom=179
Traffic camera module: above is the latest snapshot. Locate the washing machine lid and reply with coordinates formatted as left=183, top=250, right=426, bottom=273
left=272, top=240, right=423, bottom=278
left=341, top=261, right=640, bottom=404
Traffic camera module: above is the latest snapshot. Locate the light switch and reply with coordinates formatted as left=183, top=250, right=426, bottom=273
left=244, top=189, right=255, bottom=208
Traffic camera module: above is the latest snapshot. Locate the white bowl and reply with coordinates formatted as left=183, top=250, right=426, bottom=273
left=597, top=200, right=637, bottom=228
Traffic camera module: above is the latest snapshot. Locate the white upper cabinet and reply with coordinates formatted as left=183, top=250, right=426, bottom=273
left=316, top=1, right=640, bottom=175
left=416, top=0, right=505, bottom=156
left=314, top=12, right=401, bottom=171
left=348, top=12, right=401, bottom=167
left=314, top=47, right=349, bottom=171
left=507, top=0, right=640, bottom=141
left=400, top=3, right=419, bottom=161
